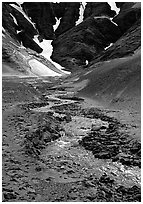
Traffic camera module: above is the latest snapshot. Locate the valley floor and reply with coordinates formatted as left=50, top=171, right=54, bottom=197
left=2, top=76, right=141, bottom=202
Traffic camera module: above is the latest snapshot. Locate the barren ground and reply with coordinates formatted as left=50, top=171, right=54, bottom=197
left=2, top=75, right=141, bottom=202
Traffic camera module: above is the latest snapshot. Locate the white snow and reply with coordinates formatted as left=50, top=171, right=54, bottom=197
left=10, top=13, right=18, bottom=25
left=104, top=43, right=113, bottom=50
left=29, top=59, right=61, bottom=76
left=33, top=35, right=70, bottom=75
left=16, top=30, right=23, bottom=34
left=110, top=18, right=118, bottom=26
left=76, top=2, right=87, bottom=26
left=53, top=17, right=61, bottom=31
left=2, top=27, right=6, bottom=37
left=94, top=16, right=118, bottom=26
left=10, top=3, right=36, bottom=29
left=108, top=2, right=120, bottom=15
left=85, top=60, right=88, bottom=65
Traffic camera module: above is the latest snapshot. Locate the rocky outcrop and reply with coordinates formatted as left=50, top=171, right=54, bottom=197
left=2, top=2, right=141, bottom=72
left=91, top=17, right=141, bottom=64
left=22, top=2, right=56, bottom=40
left=17, top=31, right=43, bottom=53
left=80, top=109, right=141, bottom=167
left=51, top=17, right=122, bottom=71
left=84, top=2, right=116, bottom=19
left=22, top=2, right=80, bottom=38
left=2, top=3, right=42, bottom=53
left=54, top=2, right=80, bottom=36
left=3, top=3, right=37, bottom=39
left=113, top=2, right=141, bottom=33
left=2, top=3, right=21, bottom=41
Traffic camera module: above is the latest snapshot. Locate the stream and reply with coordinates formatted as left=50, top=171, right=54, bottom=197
left=2, top=76, right=141, bottom=202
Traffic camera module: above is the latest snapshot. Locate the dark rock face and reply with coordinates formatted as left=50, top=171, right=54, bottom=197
left=22, top=2, right=56, bottom=40
left=18, top=31, right=43, bottom=53
left=2, top=3, right=21, bottom=41
left=22, top=2, right=80, bottom=38
left=91, top=18, right=141, bottom=64
left=2, top=3, right=43, bottom=53
left=84, top=2, right=116, bottom=19
left=113, top=2, right=141, bottom=33
left=54, top=2, right=80, bottom=36
left=51, top=17, right=122, bottom=71
left=3, top=3, right=37, bottom=39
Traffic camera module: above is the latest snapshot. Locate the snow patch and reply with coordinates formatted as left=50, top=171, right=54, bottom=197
left=2, top=27, right=6, bottom=37
left=29, top=59, right=61, bottom=76
left=110, top=18, right=118, bottom=26
left=33, top=35, right=70, bottom=75
left=94, top=16, right=118, bottom=26
left=53, top=17, right=61, bottom=31
left=108, top=2, right=120, bottom=15
left=104, top=43, right=113, bottom=50
left=16, top=30, right=23, bottom=34
left=10, top=13, right=18, bottom=25
left=94, top=16, right=108, bottom=20
left=85, top=60, right=88, bottom=65
left=76, top=2, right=87, bottom=26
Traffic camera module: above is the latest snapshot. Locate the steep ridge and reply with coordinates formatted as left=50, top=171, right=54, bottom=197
left=51, top=17, right=122, bottom=71
left=51, top=2, right=140, bottom=71
left=2, top=27, right=68, bottom=77
left=2, top=2, right=141, bottom=72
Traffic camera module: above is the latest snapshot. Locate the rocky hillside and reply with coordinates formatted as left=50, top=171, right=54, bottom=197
left=2, top=2, right=141, bottom=72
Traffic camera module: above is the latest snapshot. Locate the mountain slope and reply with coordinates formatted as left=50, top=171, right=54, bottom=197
left=77, top=50, right=140, bottom=112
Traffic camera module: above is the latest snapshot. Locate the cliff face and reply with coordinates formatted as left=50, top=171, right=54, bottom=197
left=51, top=2, right=141, bottom=71
left=83, top=2, right=116, bottom=19
left=2, top=2, right=141, bottom=72
left=113, top=2, right=141, bottom=33
left=53, top=2, right=80, bottom=36
left=22, top=2, right=56, bottom=40
left=22, top=2, right=80, bottom=38
left=2, top=3, right=42, bottom=53
left=51, top=17, right=122, bottom=70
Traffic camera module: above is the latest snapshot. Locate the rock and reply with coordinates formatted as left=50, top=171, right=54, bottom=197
left=86, top=193, right=96, bottom=201
left=91, top=123, right=107, bottom=131
left=92, top=18, right=141, bottom=63
left=54, top=112, right=72, bottom=122
left=51, top=17, right=122, bottom=71
left=83, top=180, right=96, bottom=187
left=17, top=31, right=43, bottom=53
left=35, top=166, right=42, bottom=171
left=2, top=3, right=37, bottom=41
left=3, top=192, right=17, bottom=200
left=84, top=2, right=116, bottom=19
left=22, top=2, right=81, bottom=39
left=22, top=2, right=56, bottom=40
left=54, top=2, right=80, bottom=36
left=113, top=2, right=141, bottom=33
